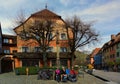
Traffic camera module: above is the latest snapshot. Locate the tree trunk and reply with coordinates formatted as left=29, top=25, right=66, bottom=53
left=71, top=52, right=75, bottom=66
left=43, top=52, right=47, bottom=67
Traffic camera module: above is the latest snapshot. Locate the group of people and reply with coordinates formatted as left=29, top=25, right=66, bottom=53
left=55, top=66, right=77, bottom=82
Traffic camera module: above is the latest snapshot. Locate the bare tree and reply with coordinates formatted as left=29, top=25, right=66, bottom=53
left=18, top=20, right=56, bottom=67
left=65, top=16, right=99, bottom=66
left=13, top=9, right=26, bottom=27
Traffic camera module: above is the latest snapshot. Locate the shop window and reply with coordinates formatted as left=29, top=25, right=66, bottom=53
left=60, top=59, right=67, bottom=66
left=51, top=59, right=56, bottom=66
left=22, top=59, right=39, bottom=66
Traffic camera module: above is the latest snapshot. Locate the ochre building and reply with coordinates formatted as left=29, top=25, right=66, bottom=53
left=13, top=8, right=73, bottom=68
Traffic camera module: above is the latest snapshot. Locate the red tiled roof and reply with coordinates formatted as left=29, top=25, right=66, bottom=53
left=14, top=9, right=63, bottom=31
left=90, top=48, right=101, bottom=57
left=31, top=9, right=61, bottom=19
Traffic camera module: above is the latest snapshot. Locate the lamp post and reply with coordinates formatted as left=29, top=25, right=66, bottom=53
left=56, top=30, right=60, bottom=67
left=0, top=55, right=13, bottom=73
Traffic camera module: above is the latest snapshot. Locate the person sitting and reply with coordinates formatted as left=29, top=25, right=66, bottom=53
left=61, top=66, right=67, bottom=82
left=70, top=67, right=76, bottom=78
left=66, top=67, right=70, bottom=76
left=55, top=67, right=61, bottom=82
left=69, top=67, right=77, bottom=82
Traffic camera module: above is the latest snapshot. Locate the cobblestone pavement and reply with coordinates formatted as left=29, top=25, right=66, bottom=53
left=0, top=72, right=106, bottom=84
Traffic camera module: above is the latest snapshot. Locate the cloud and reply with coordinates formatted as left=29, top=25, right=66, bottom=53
left=0, top=18, right=12, bottom=29
left=59, top=0, right=89, bottom=6
left=0, top=0, right=24, bottom=9
left=0, top=16, right=15, bottom=35
left=78, top=0, right=120, bottom=22
left=59, top=0, right=71, bottom=6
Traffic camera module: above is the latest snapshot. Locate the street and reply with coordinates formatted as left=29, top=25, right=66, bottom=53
left=93, top=70, right=120, bottom=84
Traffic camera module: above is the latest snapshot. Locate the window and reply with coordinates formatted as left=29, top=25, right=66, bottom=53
left=61, top=33, right=66, bottom=40
left=51, top=60, right=56, bottom=66
left=22, top=47, right=29, bottom=52
left=47, top=47, right=53, bottom=52
left=60, top=47, right=67, bottom=52
left=34, top=47, right=41, bottom=52
left=116, top=44, right=119, bottom=49
left=4, top=50, right=10, bottom=54
left=60, top=59, right=67, bottom=66
left=35, top=20, right=39, bottom=24
left=110, top=55, right=112, bottom=58
left=117, top=52, right=119, bottom=57
left=3, top=39, right=9, bottom=43
left=12, top=50, right=17, bottom=53
left=22, top=59, right=39, bottom=66
left=47, top=33, right=53, bottom=40
left=9, top=39, right=13, bottom=44
left=49, top=33, right=53, bottom=39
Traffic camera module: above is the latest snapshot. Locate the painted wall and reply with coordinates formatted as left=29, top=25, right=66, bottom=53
left=94, top=54, right=102, bottom=65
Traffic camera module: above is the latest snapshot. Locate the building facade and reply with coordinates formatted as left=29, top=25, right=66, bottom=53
left=13, top=8, right=73, bottom=68
left=0, top=28, right=17, bottom=73
left=94, top=49, right=102, bottom=69
left=102, top=34, right=119, bottom=67
left=0, top=8, right=75, bottom=73
left=93, top=33, right=120, bottom=71
left=89, top=48, right=101, bottom=65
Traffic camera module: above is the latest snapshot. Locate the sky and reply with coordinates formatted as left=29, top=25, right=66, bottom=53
left=0, top=0, right=120, bottom=52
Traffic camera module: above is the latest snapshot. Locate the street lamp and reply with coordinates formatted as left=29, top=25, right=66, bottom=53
left=56, top=30, right=60, bottom=67
left=0, top=55, right=13, bottom=73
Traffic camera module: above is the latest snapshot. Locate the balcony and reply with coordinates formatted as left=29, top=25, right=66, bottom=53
left=2, top=34, right=17, bottom=47
left=13, top=52, right=71, bottom=59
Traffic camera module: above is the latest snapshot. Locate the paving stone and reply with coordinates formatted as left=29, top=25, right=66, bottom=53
left=0, top=72, right=106, bottom=84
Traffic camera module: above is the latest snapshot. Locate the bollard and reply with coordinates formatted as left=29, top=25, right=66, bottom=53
left=26, top=67, right=29, bottom=76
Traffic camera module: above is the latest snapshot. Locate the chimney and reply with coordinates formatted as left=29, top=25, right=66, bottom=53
left=111, top=34, right=116, bottom=40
